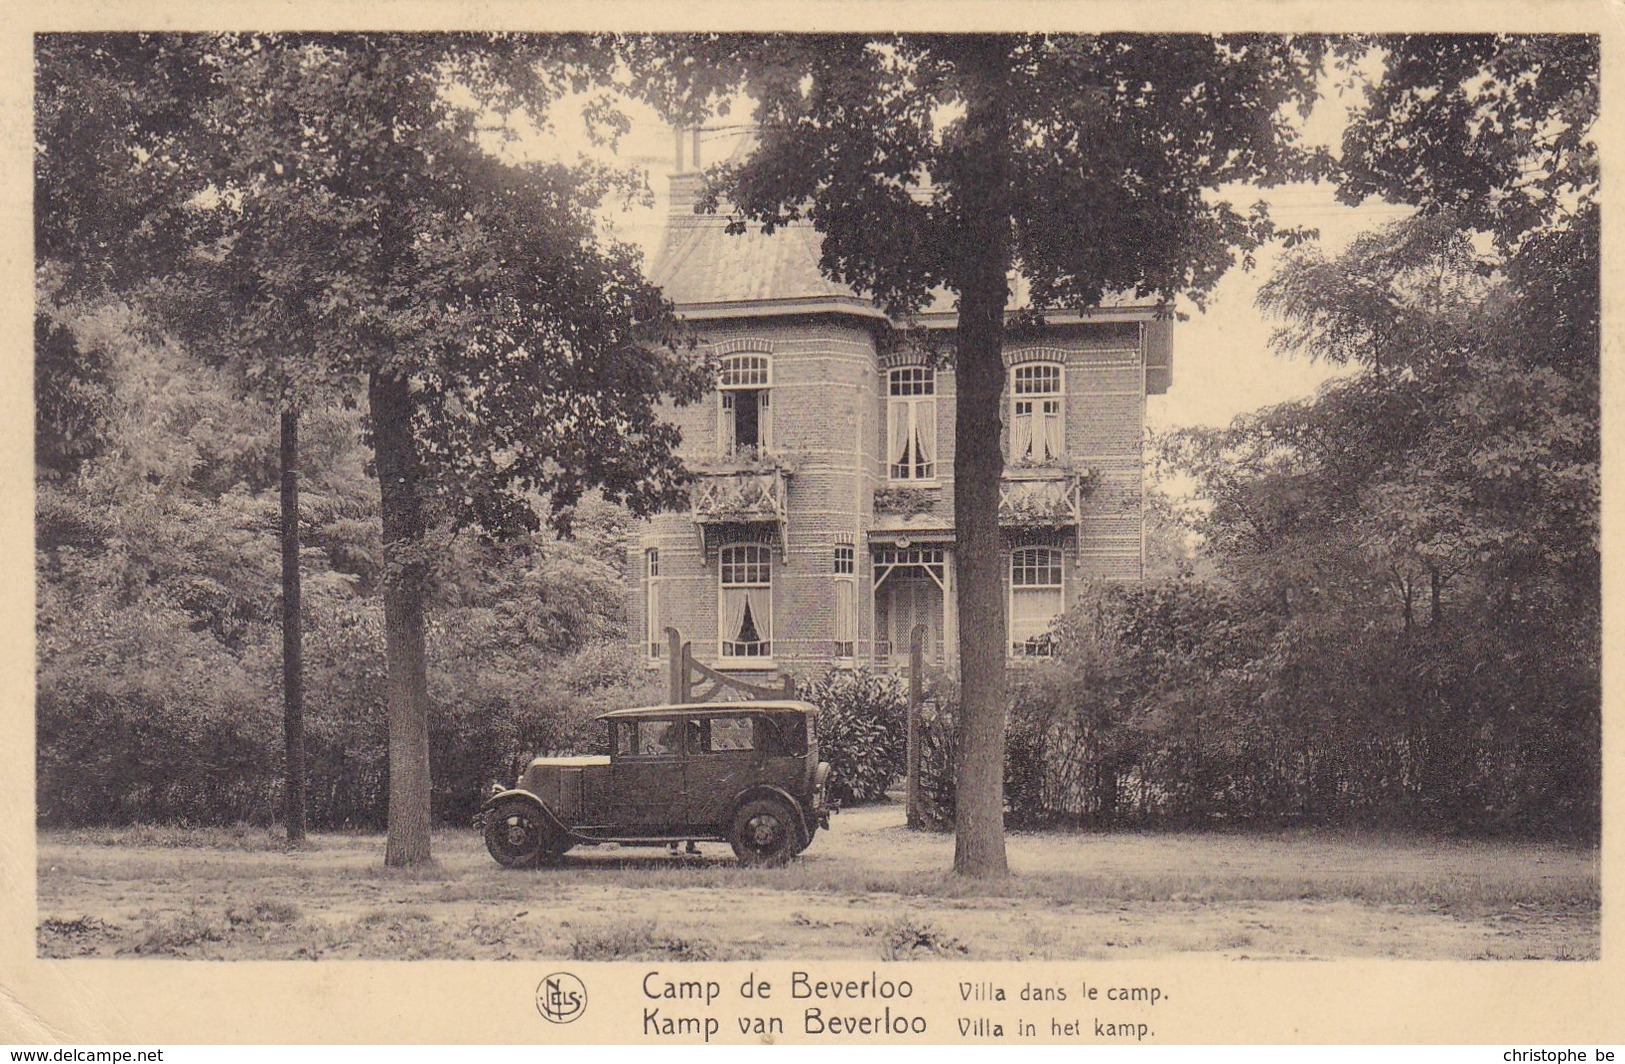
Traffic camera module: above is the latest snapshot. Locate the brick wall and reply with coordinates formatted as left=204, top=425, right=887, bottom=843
left=629, top=316, right=1148, bottom=676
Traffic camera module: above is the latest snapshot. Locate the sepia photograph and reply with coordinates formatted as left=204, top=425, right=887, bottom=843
left=8, top=9, right=1615, bottom=1046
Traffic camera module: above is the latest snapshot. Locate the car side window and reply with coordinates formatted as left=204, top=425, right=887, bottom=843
left=706, top=716, right=755, bottom=753
left=617, top=720, right=681, bottom=757
left=755, top=715, right=807, bottom=757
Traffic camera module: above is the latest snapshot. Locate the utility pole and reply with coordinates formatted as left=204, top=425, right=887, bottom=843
left=280, top=407, right=306, bottom=845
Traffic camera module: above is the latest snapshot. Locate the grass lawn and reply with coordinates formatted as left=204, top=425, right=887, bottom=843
left=36, top=800, right=1598, bottom=961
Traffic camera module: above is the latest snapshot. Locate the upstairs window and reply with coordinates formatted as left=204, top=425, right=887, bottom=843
left=1010, top=547, right=1063, bottom=657
left=1011, top=363, right=1064, bottom=465
left=719, top=354, right=772, bottom=459
left=719, top=543, right=772, bottom=658
left=887, top=367, right=937, bottom=480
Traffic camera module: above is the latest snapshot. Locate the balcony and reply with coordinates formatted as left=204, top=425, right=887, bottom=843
left=997, top=469, right=1082, bottom=528
left=691, top=467, right=790, bottom=555
left=692, top=468, right=788, bottom=523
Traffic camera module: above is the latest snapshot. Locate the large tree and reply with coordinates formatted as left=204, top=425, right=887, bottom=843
left=36, top=33, right=708, bottom=864
left=1154, top=34, right=1600, bottom=832
left=624, top=33, right=1327, bottom=875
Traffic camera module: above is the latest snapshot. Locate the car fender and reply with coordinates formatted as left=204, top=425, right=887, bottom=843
left=480, top=788, right=571, bottom=839
left=728, top=785, right=810, bottom=845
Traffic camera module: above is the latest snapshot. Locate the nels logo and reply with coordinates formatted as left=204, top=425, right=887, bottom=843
left=535, top=972, right=588, bottom=1024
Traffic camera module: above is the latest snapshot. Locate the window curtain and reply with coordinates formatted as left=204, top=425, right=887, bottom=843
left=1011, top=588, right=1062, bottom=643
left=1011, top=400, right=1034, bottom=462
left=913, top=400, right=936, bottom=476
left=888, top=398, right=911, bottom=474
left=1041, top=400, right=1063, bottom=462
left=721, top=587, right=749, bottom=652
left=745, top=586, right=772, bottom=645
left=758, top=390, right=772, bottom=451
left=719, top=392, right=736, bottom=456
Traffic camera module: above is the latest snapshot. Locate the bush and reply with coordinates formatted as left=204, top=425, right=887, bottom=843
left=802, top=669, right=907, bottom=805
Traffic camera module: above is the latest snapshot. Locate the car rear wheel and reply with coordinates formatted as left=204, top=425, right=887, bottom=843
left=485, top=799, right=558, bottom=868
left=729, top=798, right=800, bottom=867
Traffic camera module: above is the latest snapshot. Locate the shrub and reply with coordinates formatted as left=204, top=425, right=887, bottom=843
left=912, top=675, right=958, bottom=829
left=802, top=669, right=907, bottom=805
left=865, top=915, right=969, bottom=960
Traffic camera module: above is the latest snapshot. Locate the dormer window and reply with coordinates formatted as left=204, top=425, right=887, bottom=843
left=719, top=354, right=772, bottom=459
left=1011, top=362, right=1064, bottom=465
left=887, top=366, right=937, bottom=480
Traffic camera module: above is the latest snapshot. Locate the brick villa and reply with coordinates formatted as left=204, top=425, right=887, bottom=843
left=629, top=136, right=1172, bottom=681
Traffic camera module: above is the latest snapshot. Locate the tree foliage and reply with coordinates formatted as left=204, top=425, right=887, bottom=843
left=623, top=32, right=1328, bottom=875
left=913, top=34, right=1599, bottom=838
left=35, top=34, right=708, bottom=861
left=35, top=302, right=662, bottom=828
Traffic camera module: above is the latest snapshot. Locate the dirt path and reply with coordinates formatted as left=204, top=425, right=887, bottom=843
left=37, top=802, right=1598, bottom=961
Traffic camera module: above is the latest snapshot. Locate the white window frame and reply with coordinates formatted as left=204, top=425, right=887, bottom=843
left=886, top=366, right=937, bottom=481
left=1011, top=362, right=1065, bottom=465
left=718, top=354, right=773, bottom=460
left=645, top=548, right=663, bottom=660
left=833, top=545, right=857, bottom=660
left=1009, top=546, right=1064, bottom=657
left=718, top=543, right=773, bottom=660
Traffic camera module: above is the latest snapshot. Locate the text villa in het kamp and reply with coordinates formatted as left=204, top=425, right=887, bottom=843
left=634, top=970, right=1169, bottom=1043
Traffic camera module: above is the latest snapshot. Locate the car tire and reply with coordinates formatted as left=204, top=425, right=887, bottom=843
left=485, top=799, right=551, bottom=869
left=792, top=821, right=817, bottom=855
left=729, top=798, right=800, bottom=867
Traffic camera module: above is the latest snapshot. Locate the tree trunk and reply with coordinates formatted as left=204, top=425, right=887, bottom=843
left=369, top=369, right=434, bottom=867
left=280, top=407, right=306, bottom=845
left=950, top=37, right=1013, bottom=878
left=1428, top=567, right=1443, bottom=628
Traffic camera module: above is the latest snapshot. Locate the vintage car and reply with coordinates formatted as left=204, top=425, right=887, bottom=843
left=482, top=700, right=832, bottom=868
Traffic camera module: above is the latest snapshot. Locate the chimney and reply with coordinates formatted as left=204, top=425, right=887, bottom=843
left=668, top=124, right=704, bottom=222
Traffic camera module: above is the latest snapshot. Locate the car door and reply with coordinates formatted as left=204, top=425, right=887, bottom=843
left=608, top=718, right=686, bottom=832
left=684, top=715, right=760, bottom=830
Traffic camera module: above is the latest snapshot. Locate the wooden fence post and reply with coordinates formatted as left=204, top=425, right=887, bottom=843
left=666, top=627, right=682, bottom=704
left=906, top=623, right=925, bottom=829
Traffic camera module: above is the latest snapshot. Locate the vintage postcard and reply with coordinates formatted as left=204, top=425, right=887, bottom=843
left=2, top=0, right=1620, bottom=1048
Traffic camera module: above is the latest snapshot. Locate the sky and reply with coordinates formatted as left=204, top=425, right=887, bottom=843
left=515, top=75, right=1410, bottom=434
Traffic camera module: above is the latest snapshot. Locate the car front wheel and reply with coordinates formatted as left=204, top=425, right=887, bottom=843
left=729, top=798, right=800, bottom=867
left=485, top=799, right=548, bottom=868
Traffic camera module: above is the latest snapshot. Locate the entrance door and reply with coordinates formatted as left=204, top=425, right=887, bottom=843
left=876, top=571, right=944, bottom=665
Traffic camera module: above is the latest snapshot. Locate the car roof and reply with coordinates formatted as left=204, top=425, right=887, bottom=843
left=595, top=700, right=819, bottom=721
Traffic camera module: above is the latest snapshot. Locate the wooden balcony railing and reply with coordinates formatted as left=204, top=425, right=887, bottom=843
left=691, top=468, right=788, bottom=525
left=997, top=469, right=1081, bottom=527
